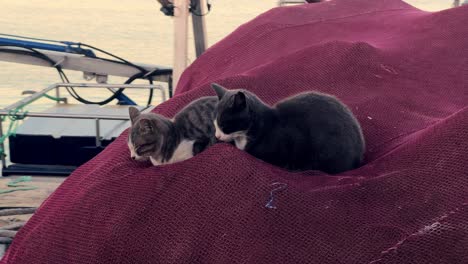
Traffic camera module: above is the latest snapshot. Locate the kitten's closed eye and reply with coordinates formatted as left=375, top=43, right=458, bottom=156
left=135, top=143, right=154, bottom=155
left=128, top=138, right=148, bottom=161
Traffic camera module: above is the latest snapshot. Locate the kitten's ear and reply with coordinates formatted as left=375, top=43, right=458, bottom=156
left=233, top=91, right=247, bottom=110
left=129, top=106, right=140, bottom=123
left=211, top=83, right=227, bottom=99
left=138, top=118, right=153, bottom=134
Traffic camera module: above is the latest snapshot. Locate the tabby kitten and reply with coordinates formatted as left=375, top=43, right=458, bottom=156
left=128, top=96, right=218, bottom=165
left=212, top=83, right=365, bottom=174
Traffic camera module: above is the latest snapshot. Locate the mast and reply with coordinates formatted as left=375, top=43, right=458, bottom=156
left=191, top=0, right=208, bottom=58
left=172, top=0, right=190, bottom=91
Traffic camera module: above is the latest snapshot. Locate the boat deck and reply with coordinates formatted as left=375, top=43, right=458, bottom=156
left=0, top=175, right=64, bottom=257
left=0, top=175, right=64, bottom=224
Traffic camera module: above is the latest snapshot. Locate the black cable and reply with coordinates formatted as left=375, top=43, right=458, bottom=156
left=0, top=45, right=85, bottom=103
left=146, top=77, right=154, bottom=106
left=0, top=45, right=98, bottom=103
left=67, top=43, right=147, bottom=72
left=0, top=45, right=57, bottom=65
left=77, top=42, right=169, bottom=105
left=67, top=42, right=157, bottom=105
left=0, top=44, right=158, bottom=105
left=156, top=0, right=211, bottom=17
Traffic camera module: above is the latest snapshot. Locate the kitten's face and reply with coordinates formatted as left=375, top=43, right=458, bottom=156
left=128, top=107, right=162, bottom=161
left=211, top=83, right=250, bottom=142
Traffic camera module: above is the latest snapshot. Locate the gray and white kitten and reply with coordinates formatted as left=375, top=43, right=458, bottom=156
left=128, top=96, right=218, bottom=165
left=212, top=83, right=365, bottom=174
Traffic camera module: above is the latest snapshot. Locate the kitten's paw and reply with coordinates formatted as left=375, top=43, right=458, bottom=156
left=150, top=157, right=162, bottom=166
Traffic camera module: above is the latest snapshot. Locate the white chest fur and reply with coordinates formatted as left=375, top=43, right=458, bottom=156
left=150, top=156, right=163, bottom=166
left=150, top=140, right=195, bottom=166
left=234, top=135, right=248, bottom=150
left=128, top=141, right=136, bottom=157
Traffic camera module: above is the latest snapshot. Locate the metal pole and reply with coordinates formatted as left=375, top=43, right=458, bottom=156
left=55, top=86, right=60, bottom=104
left=0, top=119, right=6, bottom=171
left=95, top=119, right=101, bottom=147
left=0, top=111, right=130, bottom=120
left=56, top=83, right=162, bottom=89
left=3, top=83, right=57, bottom=111
left=191, top=0, right=208, bottom=57
left=160, top=86, right=167, bottom=102
left=172, top=0, right=190, bottom=90
left=278, top=0, right=307, bottom=6
left=1, top=83, right=166, bottom=113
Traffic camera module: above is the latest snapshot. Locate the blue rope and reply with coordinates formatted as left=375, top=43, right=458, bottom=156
left=0, top=107, right=28, bottom=158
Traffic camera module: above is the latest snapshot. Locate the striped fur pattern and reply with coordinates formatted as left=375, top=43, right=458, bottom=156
left=128, top=96, right=219, bottom=165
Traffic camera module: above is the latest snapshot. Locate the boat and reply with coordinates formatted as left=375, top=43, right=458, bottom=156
left=0, top=0, right=211, bottom=176
left=0, top=42, right=171, bottom=176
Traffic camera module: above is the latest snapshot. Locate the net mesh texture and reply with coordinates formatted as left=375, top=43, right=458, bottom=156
left=2, top=0, right=468, bottom=263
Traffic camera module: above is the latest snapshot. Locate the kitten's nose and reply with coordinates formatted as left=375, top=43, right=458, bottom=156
left=131, top=156, right=136, bottom=160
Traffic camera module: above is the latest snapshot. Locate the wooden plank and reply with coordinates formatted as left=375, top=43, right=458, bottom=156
left=0, top=176, right=63, bottom=224
left=0, top=176, right=63, bottom=258
left=0, top=214, right=33, bottom=226
left=0, top=176, right=64, bottom=208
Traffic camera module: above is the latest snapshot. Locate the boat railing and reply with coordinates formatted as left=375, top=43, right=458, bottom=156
left=0, top=83, right=166, bottom=169
left=278, top=0, right=307, bottom=6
